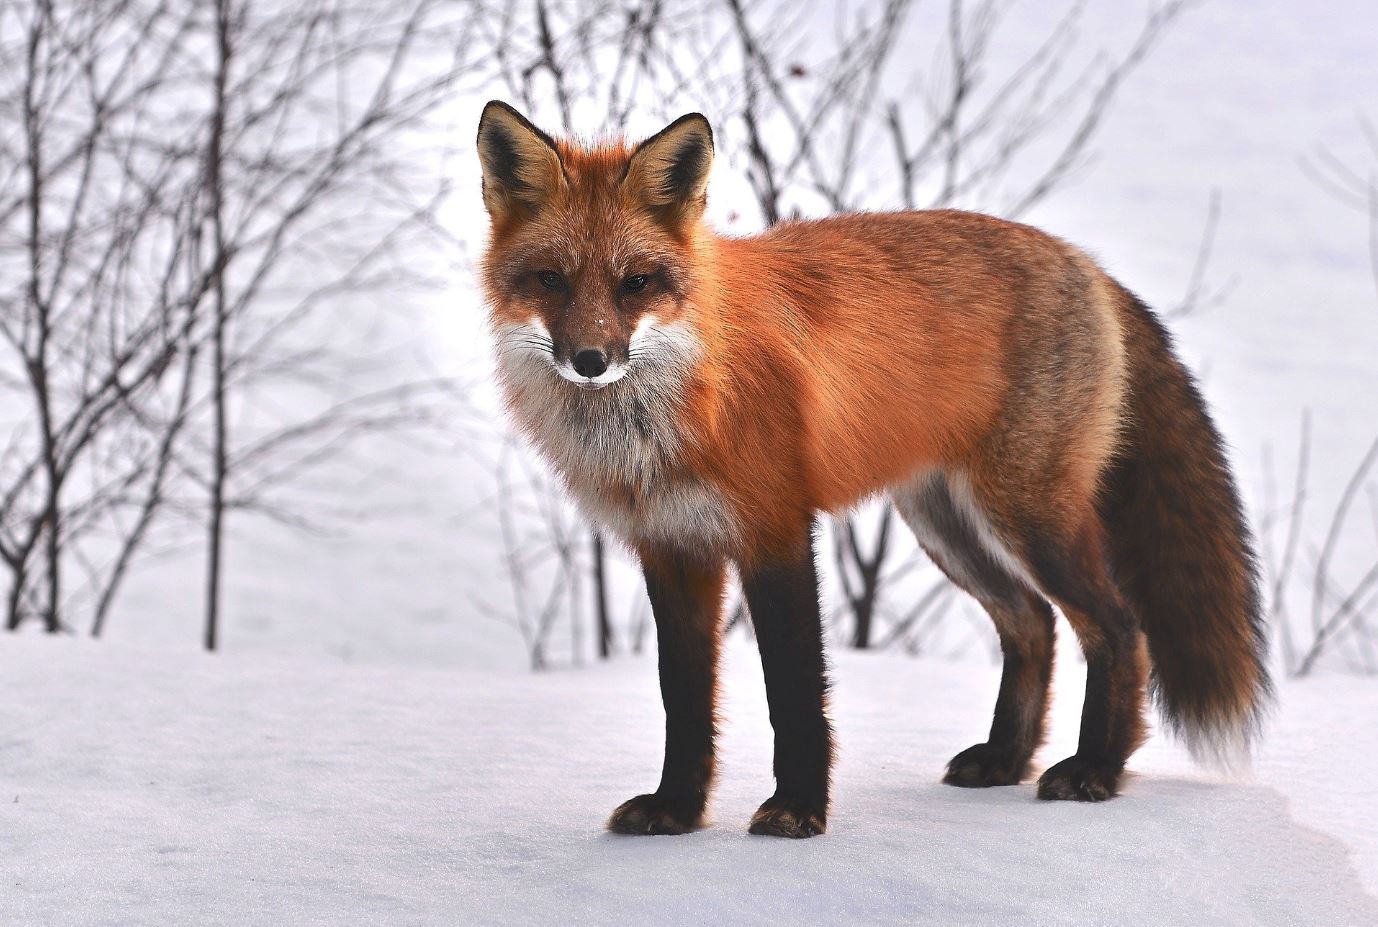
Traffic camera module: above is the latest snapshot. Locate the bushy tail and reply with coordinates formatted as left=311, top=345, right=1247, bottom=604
left=1100, top=291, right=1271, bottom=770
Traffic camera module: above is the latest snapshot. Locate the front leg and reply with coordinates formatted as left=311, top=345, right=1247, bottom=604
left=607, top=548, right=725, bottom=836
left=740, top=522, right=833, bottom=838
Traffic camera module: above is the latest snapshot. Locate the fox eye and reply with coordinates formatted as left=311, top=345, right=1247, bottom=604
left=621, top=274, right=648, bottom=294
left=535, top=270, right=566, bottom=290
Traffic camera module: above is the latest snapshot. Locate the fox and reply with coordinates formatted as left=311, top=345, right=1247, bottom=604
left=475, top=100, right=1271, bottom=839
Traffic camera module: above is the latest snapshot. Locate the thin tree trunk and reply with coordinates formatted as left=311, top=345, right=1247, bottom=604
left=850, top=588, right=877, bottom=649
left=24, top=2, right=61, bottom=633
left=33, top=332, right=62, bottom=633
left=204, top=0, right=232, bottom=652
left=593, top=530, right=612, bottom=658
left=5, top=568, right=27, bottom=631
left=846, top=505, right=893, bottom=649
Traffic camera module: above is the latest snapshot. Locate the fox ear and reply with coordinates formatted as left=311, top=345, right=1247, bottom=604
left=624, top=113, right=714, bottom=219
left=477, top=101, right=565, bottom=219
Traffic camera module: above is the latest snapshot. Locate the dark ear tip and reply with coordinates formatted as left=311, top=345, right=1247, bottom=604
left=477, top=101, right=561, bottom=159
left=681, top=112, right=714, bottom=148
left=479, top=99, right=516, bottom=128
left=477, top=101, right=504, bottom=144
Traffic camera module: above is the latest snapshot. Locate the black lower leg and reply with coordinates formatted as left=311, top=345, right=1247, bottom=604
left=741, top=524, right=832, bottom=837
left=1038, top=623, right=1145, bottom=802
left=1079, top=621, right=1146, bottom=764
left=946, top=593, right=1055, bottom=787
left=1019, top=522, right=1147, bottom=801
left=608, top=550, right=724, bottom=835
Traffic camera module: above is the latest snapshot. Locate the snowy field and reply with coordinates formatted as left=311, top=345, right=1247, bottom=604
left=3, top=635, right=1376, bottom=926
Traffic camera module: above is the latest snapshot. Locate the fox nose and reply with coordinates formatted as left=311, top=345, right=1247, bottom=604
left=572, top=349, right=608, bottom=378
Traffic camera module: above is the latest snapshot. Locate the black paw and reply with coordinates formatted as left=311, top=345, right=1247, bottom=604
left=1036, top=755, right=1122, bottom=802
left=943, top=742, right=1030, bottom=788
left=748, top=794, right=826, bottom=838
left=607, top=792, right=703, bottom=835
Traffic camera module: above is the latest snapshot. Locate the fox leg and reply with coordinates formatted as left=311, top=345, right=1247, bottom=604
left=1012, top=513, right=1148, bottom=801
left=740, top=521, right=833, bottom=838
left=608, top=549, right=725, bottom=835
left=949, top=587, right=1056, bottom=786
left=893, top=476, right=1056, bottom=786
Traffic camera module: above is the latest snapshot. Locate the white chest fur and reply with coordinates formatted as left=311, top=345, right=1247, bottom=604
left=561, top=471, right=738, bottom=553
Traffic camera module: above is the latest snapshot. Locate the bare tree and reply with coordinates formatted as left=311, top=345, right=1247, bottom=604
left=476, top=438, right=590, bottom=670
left=0, top=0, right=486, bottom=645
left=1261, top=413, right=1378, bottom=676
left=1256, top=118, right=1378, bottom=674
left=184, top=0, right=483, bottom=649
left=0, top=0, right=216, bottom=632
left=204, top=0, right=233, bottom=652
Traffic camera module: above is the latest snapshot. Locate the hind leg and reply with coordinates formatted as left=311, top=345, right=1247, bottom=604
left=1013, top=515, right=1148, bottom=801
left=893, top=477, right=1056, bottom=787
left=944, top=588, right=1056, bottom=787
left=951, top=589, right=1057, bottom=786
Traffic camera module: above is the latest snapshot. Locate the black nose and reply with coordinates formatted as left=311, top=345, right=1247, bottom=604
left=572, top=349, right=608, bottom=378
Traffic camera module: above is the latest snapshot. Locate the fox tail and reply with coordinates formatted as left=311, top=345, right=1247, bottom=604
left=1099, top=291, right=1272, bottom=770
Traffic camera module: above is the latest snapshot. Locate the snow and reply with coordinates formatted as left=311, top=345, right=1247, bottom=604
left=6, top=1, right=1378, bottom=922
left=4, top=636, right=1375, bottom=925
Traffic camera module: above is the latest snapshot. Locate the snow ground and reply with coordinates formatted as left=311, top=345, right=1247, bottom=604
left=3, top=636, right=1375, bottom=926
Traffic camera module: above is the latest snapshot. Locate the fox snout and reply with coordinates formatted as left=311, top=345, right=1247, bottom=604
left=556, top=341, right=627, bottom=389
left=538, top=315, right=629, bottom=389
left=572, top=349, right=609, bottom=378
left=501, top=312, right=690, bottom=392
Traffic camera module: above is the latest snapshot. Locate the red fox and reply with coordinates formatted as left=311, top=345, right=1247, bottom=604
left=476, top=101, right=1270, bottom=838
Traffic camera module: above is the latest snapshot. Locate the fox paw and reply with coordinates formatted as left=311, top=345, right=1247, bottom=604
left=943, top=742, right=1030, bottom=787
left=1036, top=755, right=1121, bottom=802
left=607, top=793, right=703, bottom=836
left=748, top=795, right=826, bottom=838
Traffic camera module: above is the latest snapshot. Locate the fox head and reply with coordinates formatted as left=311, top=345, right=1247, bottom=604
left=476, top=101, right=713, bottom=391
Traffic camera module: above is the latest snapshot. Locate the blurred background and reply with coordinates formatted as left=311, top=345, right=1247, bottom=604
left=2, top=0, right=1376, bottom=682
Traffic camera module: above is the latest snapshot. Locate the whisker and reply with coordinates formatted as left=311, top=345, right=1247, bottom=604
left=496, top=336, right=554, bottom=349
left=495, top=344, right=556, bottom=360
